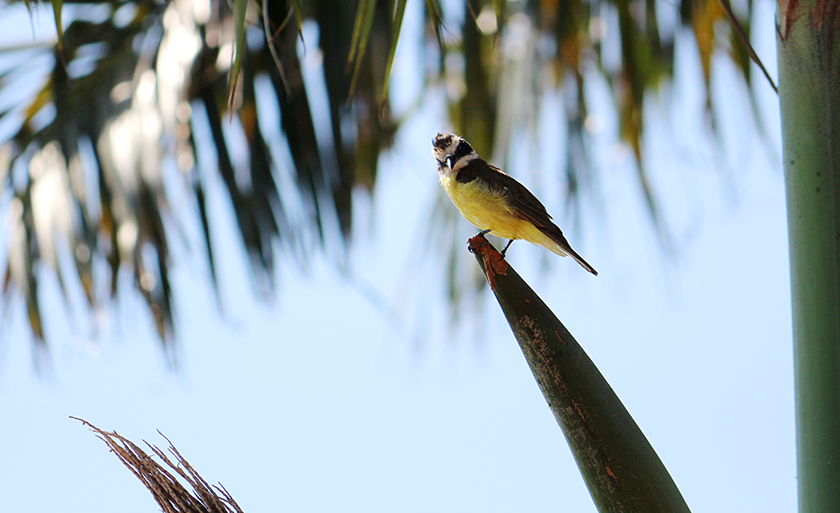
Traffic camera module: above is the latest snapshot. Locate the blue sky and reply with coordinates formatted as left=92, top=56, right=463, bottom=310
left=0, top=1, right=794, bottom=512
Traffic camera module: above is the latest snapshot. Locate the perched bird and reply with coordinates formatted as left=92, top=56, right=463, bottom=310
left=433, top=132, right=597, bottom=275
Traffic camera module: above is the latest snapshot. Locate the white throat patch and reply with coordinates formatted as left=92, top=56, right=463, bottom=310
left=451, top=152, right=478, bottom=172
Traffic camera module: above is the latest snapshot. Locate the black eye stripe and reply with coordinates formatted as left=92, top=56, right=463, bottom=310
left=447, top=139, right=473, bottom=167
left=455, top=140, right=472, bottom=157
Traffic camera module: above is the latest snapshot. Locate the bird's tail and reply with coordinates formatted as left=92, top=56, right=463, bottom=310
left=542, top=228, right=598, bottom=276
left=564, top=246, right=598, bottom=276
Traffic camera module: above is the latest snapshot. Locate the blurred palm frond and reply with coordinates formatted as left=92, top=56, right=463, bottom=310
left=0, top=0, right=768, bottom=349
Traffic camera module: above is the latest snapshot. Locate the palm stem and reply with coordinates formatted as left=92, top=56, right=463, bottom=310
left=777, top=2, right=840, bottom=510
left=468, top=235, right=690, bottom=512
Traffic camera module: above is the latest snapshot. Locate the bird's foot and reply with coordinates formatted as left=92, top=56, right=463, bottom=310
left=477, top=229, right=492, bottom=237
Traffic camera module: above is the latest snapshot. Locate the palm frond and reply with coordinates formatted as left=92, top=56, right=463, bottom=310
left=0, top=0, right=769, bottom=351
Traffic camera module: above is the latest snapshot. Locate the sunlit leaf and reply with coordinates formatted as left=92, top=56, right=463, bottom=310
left=379, top=0, right=407, bottom=104
left=50, top=0, right=63, bottom=51
left=347, top=0, right=376, bottom=97
left=720, top=0, right=777, bottom=93
left=228, top=0, right=249, bottom=110
left=424, top=0, right=445, bottom=49
left=691, top=0, right=725, bottom=110
left=289, top=0, right=305, bottom=40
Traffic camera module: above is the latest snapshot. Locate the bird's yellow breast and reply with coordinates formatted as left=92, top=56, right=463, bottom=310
left=440, top=174, right=530, bottom=241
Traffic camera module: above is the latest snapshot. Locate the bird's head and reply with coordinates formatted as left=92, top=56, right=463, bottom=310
left=432, top=133, right=476, bottom=171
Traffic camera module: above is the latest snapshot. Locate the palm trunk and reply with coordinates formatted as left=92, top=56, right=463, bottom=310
left=776, top=2, right=840, bottom=510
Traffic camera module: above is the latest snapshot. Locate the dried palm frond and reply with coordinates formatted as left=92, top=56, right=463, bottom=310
left=72, top=417, right=244, bottom=513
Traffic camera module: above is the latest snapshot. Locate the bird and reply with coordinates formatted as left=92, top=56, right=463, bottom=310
left=432, top=132, right=597, bottom=275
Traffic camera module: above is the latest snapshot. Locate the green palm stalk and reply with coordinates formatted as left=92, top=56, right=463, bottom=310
left=777, top=1, right=840, bottom=510
left=468, top=235, right=690, bottom=512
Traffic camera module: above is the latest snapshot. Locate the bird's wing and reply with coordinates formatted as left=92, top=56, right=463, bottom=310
left=480, top=163, right=557, bottom=230
left=481, top=162, right=598, bottom=275
left=439, top=136, right=596, bottom=274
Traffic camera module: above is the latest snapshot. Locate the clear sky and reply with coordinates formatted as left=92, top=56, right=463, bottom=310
left=0, top=1, right=794, bottom=512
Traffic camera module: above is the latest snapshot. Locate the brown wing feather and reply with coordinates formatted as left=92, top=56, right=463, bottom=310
left=480, top=163, right=559, bottom=231
left=469, top=161, right=598, bottom=275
